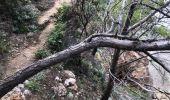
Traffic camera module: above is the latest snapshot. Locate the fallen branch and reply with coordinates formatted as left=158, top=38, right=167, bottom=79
left=1, top=36, right=170, bottom=97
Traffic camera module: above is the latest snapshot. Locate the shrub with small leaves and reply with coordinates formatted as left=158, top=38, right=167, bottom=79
left=25, top=72, right=44, bottom=92
left=0, top=32, right=8, bottom=54
left=35, top=49, right=48, bottom=59
left=13, top=4, right=40, bottom=33
left=47, top=23, right=64, bottom=52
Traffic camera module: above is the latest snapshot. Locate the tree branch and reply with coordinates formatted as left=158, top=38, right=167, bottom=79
left=127, top=1, right=170, bottom=33
left=144, top=51, right=170, bottom=73
left=1, top=36, right=170, bottom=97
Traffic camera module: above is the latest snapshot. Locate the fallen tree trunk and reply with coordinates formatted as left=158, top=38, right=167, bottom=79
left=1, top=36, right=170, bottom=97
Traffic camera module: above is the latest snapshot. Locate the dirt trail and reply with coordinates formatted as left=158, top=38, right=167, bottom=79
left=4, top=0, right=71, bottom=78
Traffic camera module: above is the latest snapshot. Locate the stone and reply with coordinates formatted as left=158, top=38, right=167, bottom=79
left=13, top=87, right=21, bottom=92
left=23, top=89, right=31, bottom=95
left=18, top=84, right=25, bottom=89
left=156, top=93, right=163, bottom=99
left=64, top=78, right=76, bottom=87
left=53, top=83, right=67, bottom=96
left=68, top=84, right=78, bottom=91
left=55, top=76, right=62, bottom=82
left=63, top=70, right=75, bottom=79
left=10, top=92, right=25, bottom=100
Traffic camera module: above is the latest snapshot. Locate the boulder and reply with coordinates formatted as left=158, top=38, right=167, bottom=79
left=63, top=70, right=75, bottom=79
left=64, top=78, right=76, bottom=87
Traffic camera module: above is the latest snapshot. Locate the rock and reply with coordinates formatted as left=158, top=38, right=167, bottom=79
left=108, top=97, right=112, bottom=100
left=53, top=83, right=67, bottom=96
left=13, top=87, right=21, bottom=92
left=64, top=78, right=76, bottom=87
left=68, top=84, right=78, bottom=91
left=27, top=32, right=34, bottom=37
left=23, top=89, right=31, bottom=95
left=10, top=92, right=25, bottom=100
left=67, top=92, right=74, bottom=99
left=152, top=93, right=157, bottom=99
left=63, top=70, right=75, bottom=79
left=24, top=80, right=30, bottom=85
left=156, top=93, right=163, bottom=99
left=55, top=76, right=62, bottom=82
left=18, top=84, right=24, bottom=89
left=1, top=91, right=25, bottom=100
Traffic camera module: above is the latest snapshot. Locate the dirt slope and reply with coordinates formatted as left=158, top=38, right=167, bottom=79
left=4, top=0, right=71, bottom=78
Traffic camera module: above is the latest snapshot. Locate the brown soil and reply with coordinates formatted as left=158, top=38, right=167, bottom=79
left=4, top=0, right=71, bottom=78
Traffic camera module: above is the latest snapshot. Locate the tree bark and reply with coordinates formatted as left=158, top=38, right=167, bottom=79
left=101, top=49, right=120, bottom=100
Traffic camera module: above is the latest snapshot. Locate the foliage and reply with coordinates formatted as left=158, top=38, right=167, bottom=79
left=12, top=4, right=40, bottom=33
left=0, top=32, right=8, bottom=54
left=25, top=72, right=45, bottom=92
left=47, top=5, right=73, bottom=52
left=153, top=26, right=170, bottom=36
left=47, top=23, right=64, bottom=52
left=35, top=49, right=48, bottom=59
left=55, top=5, right=72, bottom=23
left=31, top=0, right=55, bottom=11
left=1, top=0, right=40, bottom=33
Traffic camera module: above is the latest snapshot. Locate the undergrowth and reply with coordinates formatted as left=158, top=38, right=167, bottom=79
left=47, top=5, right=72, bottom=52
left=0, top=32, right=8, bottom=54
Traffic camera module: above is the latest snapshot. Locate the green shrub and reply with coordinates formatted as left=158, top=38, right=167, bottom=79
left=25, top=72, right=44, bottom=92
left=12, top=4, right=40, bottom=33
left=55, top=5, right=72, bottom=23
left=0, top=32, right=8, bottom=54
left=35, top=49, right=48, bottom=59
left=47, top=23, right=64, bottom=52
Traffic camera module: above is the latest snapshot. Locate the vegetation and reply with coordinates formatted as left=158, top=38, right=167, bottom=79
left=1, top=0, right=40, bottom=33
left=25, top=72, right=45, bottom=92
left=0, top=32, right=8, bottom=54
left=47, top=6, right=71, bottom=52
left=153, top=26, right=170, bottom=36
left=35, top=49, right=48, bottom=59
left=1, top=0, right=170, bottom=100
left=12, top=4, right=40, bottom=33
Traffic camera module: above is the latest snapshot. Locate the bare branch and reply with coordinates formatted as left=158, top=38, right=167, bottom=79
left=144, top=51, right=170, bottom=73
left=127, top=1, right=170, bottom=33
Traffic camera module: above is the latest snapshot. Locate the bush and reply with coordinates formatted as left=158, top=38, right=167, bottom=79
left=55, top=5, right=72, bottom=23
left=12, top=4, right=40, bottom=33
left=47, top=23, right=64, bottom=52
left=0, top=32, right=8, bottom=54
left=35, top=49, right=48, bottom=59
left=25, top=72, right=44, bottom=92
